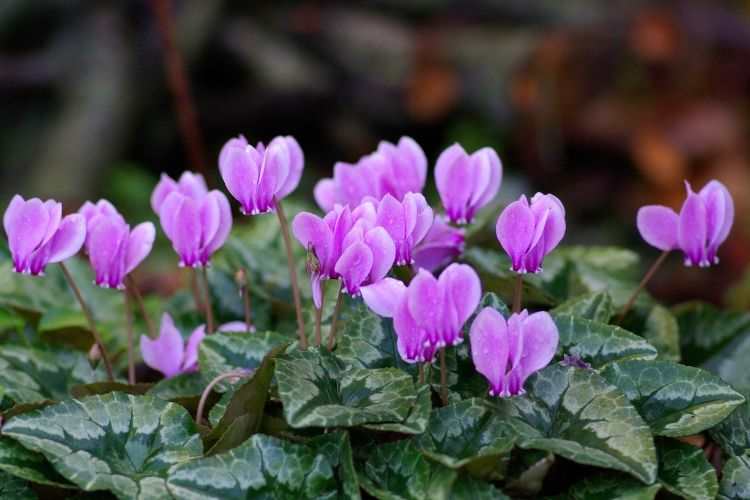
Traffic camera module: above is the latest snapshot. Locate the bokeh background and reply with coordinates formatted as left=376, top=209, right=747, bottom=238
left=2, top=0, right=749, bottom=307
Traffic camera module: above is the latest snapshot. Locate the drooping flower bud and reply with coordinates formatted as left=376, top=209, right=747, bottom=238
left=375, top=193, right=433, bottom=266
left=140, top=313, right=206, bottom=378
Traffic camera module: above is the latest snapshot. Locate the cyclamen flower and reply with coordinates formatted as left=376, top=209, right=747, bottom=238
left=292, top=202, right=395, bottom=306
left=151, top=171, right=232, bottom=268
left=3, top=195, right=86, bottom=276
left=637, top=180, right=734, bottom=267
left=314, top=136, right=427, bottom=211
left=140, top=313, right=205, bottom=378
left=435, top=144, right=502, bottom=224
left=496, top=193, right=566, bottom=274
left=375, top=193, right=433, bottom=266
left=412, top=217, right=465, bottom=272
left=78, top=200, right=155, bottom=289
left=361, top=264, right=481, bottom=363
left=219, top=135, right=303, bottom=215
left=470, top=308, right=558, bottom=397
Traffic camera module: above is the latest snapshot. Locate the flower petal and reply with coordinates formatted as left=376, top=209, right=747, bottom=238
left=219, top=145, right=258, bottom=214
left=440, top=263, right=481, bottom=326
left=87, top=215, right=129, bottom=287
left=393, top=298, right=427, bottom=363
left=361, top=277, right=406, bottom=317
left=678, top=186, right=708, bottom=266
left=518, top=311, right=558, bottom=383
left=202, top=191, right=232, bottom=260
left=4, top=196, right=49, bottom=268
left=292, top=212, right=333, bottom=269
left=276, top=136, right=304, bottom=199
left=160, top=193, right=201, bottom=266
left=182, top=325, right=206, bottom=372
left=407, top=269, right=443, bottom=343
left=470, top=307, right=508, bottom=396
left=177, top=172, right=208, bottom=199
left=151, top=174, right=178, bottom=213
left=496, top=197, right=535, bottom=272
left=313, top=179, right=337, bottom=212
left=470, top=148, right=502, bottom=212
left=125, top=222, right=155, bottom=274
left=435, top=144, right=472, bottom=222
left=334, top=241, right=373, bottom=295
left=376, top=193, right=406, bottom=242
left=364, top=227, right=396, bottom=282
left=637, top=205, right=679, bottom=252
left=46, top=214, right=86, bottom=264
left=333, top=162, right=371, bottom=208
left=140, top=313, right=185, bottom=378
left=699, top=180, right=734, bottom=261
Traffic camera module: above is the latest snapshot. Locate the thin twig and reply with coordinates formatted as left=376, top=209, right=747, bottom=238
left=512, top=274, right=523, bottom=313
left=126, top=275, right=156, bottom=339
left=150, top=0, right=207, bottom=175
left=123, top=290, right=135, bottom=385
left=274, top=197, right=306, bottom=349
left=314, top=281, right=325, bottom=347
left=59, top=263, right=114, bottom=381
left=195, top=369, right=250, bottom=426
left=327, top=288, right=345, bottom=351
left=237, top=268, right=253, bottom=333
left=439, top=348, right=448, bottom=406
left=418, top=363, right=425, bottom=385
left=617, top=250, right=670, bottom=324
left=199, top=267, right=214, bottom=334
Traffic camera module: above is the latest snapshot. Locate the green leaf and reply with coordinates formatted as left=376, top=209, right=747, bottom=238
left=198, top=330, right=289, bottom=392
left=309, top=431, right=361, bottom=500
left=166, top=434, right=339, bottom=499
left=148, top=372, right=204, bottom=401
left=553, top=314, right=657, bottom=368
left=0, top=470, right=37, bottom=500
left=450, top=475, right=510, bottom=499
left=276, top=347, right=417, bottom=428
left=552, top=291, right=614, bottom=323
left=37, top=307, right=94, bottom=350
left=416, top=398, right=514, bottom=479
left=70, top=382, right=152, bottom=398
left=674, top=301, right=750, bottom=366
left=3, top=392, right=202, bottom=499
left=357, top=439, right=459, bottom=500
left=556, top=475, right=661, bottom=500
left=207, top=389, right=233, bottom=427
left=0, top=437, right=73, bottom=488
left=703, top=327, right=750, bottom=393
left=0, top=307, right=24, bottom=333
left=365, top=384, right=431, bottom=434
left=642, top=305, right=681, bottom=362
left=0, top=345, right=106, bottom=404
left=475, top=292, right=510, bottom=318
left=600, top=360, right=744, bottom=437
left=495, top=364, right=658, bottom=483
left=203, top=344, right=285, bottom=454
left=657, top=439, right=717, bottom=500
left=719, top=453, right=750, bottom=500
left=710, top=390, right=750, bottom=456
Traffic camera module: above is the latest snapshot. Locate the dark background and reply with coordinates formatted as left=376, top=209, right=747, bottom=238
left=1, top=0, right=749, bottom=306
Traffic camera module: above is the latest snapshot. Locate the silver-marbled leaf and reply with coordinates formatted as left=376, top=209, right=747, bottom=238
left=710, top=390, right=750, bottom=456
left=0, top=437, right=73, bottom=488
left=642, top=305, right=681, bottom=362
left=719, top=453, right=750, bottom=500
left=552, top=291, right=614, bottom=323
left=657, top=438, right=717, bottom=500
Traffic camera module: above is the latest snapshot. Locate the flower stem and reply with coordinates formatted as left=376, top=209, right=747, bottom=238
left=617, top=250, right=670, bottom=324
left=238, top=268, right=253, bottom=333
left=59, top=263, right=114, bottom=381
left=195, top=369, right=250, bottom=426
left=274, top=197, right=306, bottom=349
left=327, top=287, right=345, bottom=351
left=199, top=267, right=214, bottom=334
left=418, top=363, right=425, bottom=384
left=439, top=348, right=449, bottom=406
left=125, top=275, right=156, bottom=339
left=314, top=281, right=325, bottom=347
left=123, top=290, right=135, bottom=385
left=512, top=273, right=523, bottom=313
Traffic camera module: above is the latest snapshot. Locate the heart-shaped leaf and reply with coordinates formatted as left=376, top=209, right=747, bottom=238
left=600, top=360, right=745, bottom=436
left=148, top=372, right=204, bottom=401
left=552, top=292, right=614, bottom=323
left=365, top=384, right=431, bottom=435
left=0, top=437, right=73, bottom=488
left=166, top=434, right=340, bottom=499
left=642, top=305, right=681, bottom=362
left=0, top=470, right=37, bottom=500
left=710, top=390, right=750, bottom=456
left=674, top=301, right=750, bottom=366
left=553, top=314, right=657, bottom=368
left=702, top=329, right=750, bottom=393
left=3, top=392, right=202, bottom=499
left=657, top=439, right=717, bottom=500
left=309, top=431, right=361, bottom=500
left=555, top=475, right=661, bottom=500
left=276, top=347, right=417, bottom=428
left=416, top=398, right=514, bottom=479
left=719, top=453, right=750, bottom=500
left=495, top=364, right=658, bottom=484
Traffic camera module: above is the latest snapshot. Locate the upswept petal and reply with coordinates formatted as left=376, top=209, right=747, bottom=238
left=334, top=162, right=372, bottom=208
left=393, top=299, right=427, bottom=363
left=471, top=147, right=502, bottom=210
left=496, top=197, right=535, bottom=271
left=219, top=146, right=258, bottom=214
left=335, top=241, right=373, bottom=295
left=678, top=185, right=708, bottom=266
left=376, top=194, right=406, bottom=242
left=361, top=278, right=406, bottom=318
left=292, top=212, right=333, bottom=269
left=125, top=222, right=155, bottom=274
left=276, top=136, right=304, bottom=198
left=151, top=174, right=179, bottom=213
left=436, top=144, right=473, bottom=222
left=5, top=196, right=49, bottom=267
left=202, top=191, right=232, bottom=259
left=636, top=205, right=679, bottom=251
left=517, top=311, right=558, bottom=383
left=440, top=263, right=481, bottom=327
left=182, top=325, right=206, bottom=372
left=87, top=215, right=129, bottom=287
left=313, top=179, right=336, bottom=212
left=364, top=226, right=396, bottom=282
left=40, top=200, right=62, bottom=248
left=46, top=214, right=86, bottom=264
left=177, top=172, right=208, bottom=200
left=218, top=134, right=248, bottom=168
left=140, top=313, right=185, bottom=378
left=407, top=270, right=443, bottom=344
left=699, top=180, right=734, bottom=259
left=470, top=307, right=509, bottom=396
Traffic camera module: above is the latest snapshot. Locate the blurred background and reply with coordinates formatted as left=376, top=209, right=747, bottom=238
left=1, top=0, right=749, bottom=307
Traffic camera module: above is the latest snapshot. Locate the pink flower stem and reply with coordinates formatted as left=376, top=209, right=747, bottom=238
left=59, top=263, right=114, bottom=381
left=195, top=369, right=251, bottom=426
left=327, top=287, right=344, bottom=351
left=314, top=281, right=325, bottom=347
left=123, top=289, right=135, bottom=385
left=238, top=268, right=253, bottom=333
left=439, top=348, right=449, bottom=406
left=274, top=197, right=306, bottom=349
left=617, top=250, right=670, bottom=324
left=198, top=267, right=215, bottom=334
left=512, top=274, right=523, bottom=313
left=126, top=275, right=156, bottom=339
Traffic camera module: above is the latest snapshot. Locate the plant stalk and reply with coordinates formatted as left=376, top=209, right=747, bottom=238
left=439, top=348, right=448, bottom=406
left=199, top=267, right=214, bottom=334
left=617, top=250, right=670, bottom=324
left=274, top=197, right=306, bottom=349
left=314, top=281, right=325, bottom=347
left=59, top=263, right=114, bottom=381
left=512, top=273, right=523, bottom=313
left=239, top=268, right=253, bottom=333
left=418, top=363, right=425, bottom=385
left=327, top=288, right=345, bottom=351
left=195, top=369, right=250, bottom=426
left=126, top=275, right=156, bottom=339
left=123, top=290, right=135, bottom=385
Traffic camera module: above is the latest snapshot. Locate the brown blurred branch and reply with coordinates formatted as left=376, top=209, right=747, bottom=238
left=150, top=0, right=207, bottom=176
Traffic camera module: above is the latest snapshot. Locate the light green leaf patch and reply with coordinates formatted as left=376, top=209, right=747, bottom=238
left=642, top=305, right=681, bottom=362
left=710, top=390, right=750, bottom=456
left=552, top=291, right=614, bottom=323
left=276, top=347, right=417, bottom=428
left=3, top=392, right=202, bottom=500
left=719, top=453, right=750, bottom=500
left=495, top=364, right=658, bottom=484
left=0, top=437, right=73, bottom=488
left=365, top=384, right=431, bottom=435
left=657, top=439, right=717, bottom=500
left=600, top=360, right=745, bottom=437
left=674, top=301, right=750, bottom=366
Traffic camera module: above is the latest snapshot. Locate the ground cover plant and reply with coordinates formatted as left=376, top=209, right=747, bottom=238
left=0, top=134, right=748, bottom=500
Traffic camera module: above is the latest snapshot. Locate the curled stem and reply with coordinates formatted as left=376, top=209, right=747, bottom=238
left=512, top=273, right=523, bottom=313
left=326, top=287, right=345, bottom=351
left=439, top=348, right=448, bottom=406
left=126, top=275, right=156, bottom=339
left=198, top=267, right=214, bottom=334
left=617, top=250, right=670, bottom=324
left=123, top=290, right=135, bottom=385
left=59, top=263, right=114, bottom=381
left=274, top=197, right=306, bottom=349
left=195, top=369, right=250, bottom=426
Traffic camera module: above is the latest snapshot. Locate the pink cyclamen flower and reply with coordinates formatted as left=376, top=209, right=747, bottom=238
left=470, top=308, right=558, bottom=397
left=435, top=143, right=502, bottom=224
left=637, top=180, right=734, bottom=267
left=412, top=217, right=465, bottom=272
left=313, top=136, right=427, bottom=211
left=293, top=202, right=396, bottom=306
left=140, top=313, right=206, bottom=378
left=151, top=171, right=209, bottom=215
left=3, top=195, right=86, bottom=276
left=375, top=193, right=434, bottom=266
left=496, top=193, right=566, bottom=274
left=219, top=134, right=303, bottom=215
left=78, top=200, right=155, bottom=289
left=361, top=264, right=481, bottom=363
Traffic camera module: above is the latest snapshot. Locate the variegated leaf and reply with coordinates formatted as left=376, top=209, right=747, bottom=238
left=719, top=453, right=750, bottom=500
left=642, top=305, right=681, bottom=362
left=552, top=291, right=614, bottom=323
left=657, top=439, right=717, bottom=500
left=710, top=390, right=750, bottom=456
left=555, top=475, right=661, bottom=500
left=365, top=384, right=431, bottom=435
left=0, top=437, right=73, bottom=488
